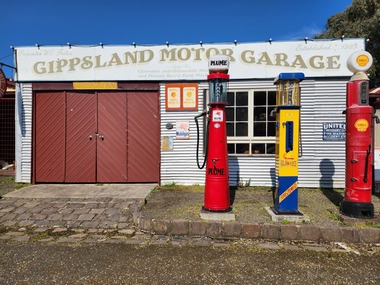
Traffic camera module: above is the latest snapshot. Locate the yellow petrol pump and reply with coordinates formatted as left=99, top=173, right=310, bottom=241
left=273, top=72, right=304, bottom=214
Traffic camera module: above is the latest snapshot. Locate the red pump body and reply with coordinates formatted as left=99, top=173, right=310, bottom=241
left=204, top=103, right=230, bottom=211
left=341, top=79, right=374, bottom=218
left=199, top=55, right=231, bottom=212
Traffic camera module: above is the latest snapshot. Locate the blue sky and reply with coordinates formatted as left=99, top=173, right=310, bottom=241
left=0, top=0, right=352, bottom=77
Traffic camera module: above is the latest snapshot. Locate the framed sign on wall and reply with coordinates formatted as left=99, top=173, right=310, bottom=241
left=165, top=83, right=198, bottom=111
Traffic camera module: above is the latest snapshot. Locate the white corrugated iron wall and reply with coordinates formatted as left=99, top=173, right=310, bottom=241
left=16, top=78, right=348, bottom=187
left=308, top=78, right=347, bottom=189
left=15, top=83, right=32, bottom=183
left=160, top=78, right=348, bottom=188
left=160, top=82, right=208, bottom=185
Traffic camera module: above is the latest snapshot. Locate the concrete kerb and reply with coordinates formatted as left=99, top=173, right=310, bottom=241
left=137, top=216, right=380, bottom=244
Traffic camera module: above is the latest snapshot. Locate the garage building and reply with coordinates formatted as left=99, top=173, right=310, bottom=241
left=14, top=38, right=366, bottom=188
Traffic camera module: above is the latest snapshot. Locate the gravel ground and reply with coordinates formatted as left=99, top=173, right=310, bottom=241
left=1, top=241, right=380, bottom=285
left=140, top=185, right=380, bottom=228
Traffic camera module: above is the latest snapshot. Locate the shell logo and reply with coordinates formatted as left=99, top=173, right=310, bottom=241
left=285, top=113, right=294, bottom=119
left=347, top=51, right=373, bottom=73
left=356, top=54, right=369, bottom=67
left=283, top=152, right=295, bottom=160
left=354, top=119, right=369, bottom=132
left=186, top=91, right=192, bottom=97
left=171, top=91, right=177, bottom=98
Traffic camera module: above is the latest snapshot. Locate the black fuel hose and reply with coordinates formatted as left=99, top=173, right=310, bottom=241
left=195, top=111, right=209, bottom=169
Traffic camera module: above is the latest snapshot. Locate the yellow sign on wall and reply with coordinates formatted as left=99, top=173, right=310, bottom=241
left=165, top=83, right=198, bottom=111
left=73, top=82, right=118, bottom=90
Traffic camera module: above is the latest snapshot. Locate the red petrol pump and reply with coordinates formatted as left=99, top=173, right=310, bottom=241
left=340, top=51, right=376, bottom=218
left=195, top=55, right=231, bottom=212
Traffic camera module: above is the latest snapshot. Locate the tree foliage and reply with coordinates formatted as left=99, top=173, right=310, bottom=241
left=315, top=0, right=380, bottom=87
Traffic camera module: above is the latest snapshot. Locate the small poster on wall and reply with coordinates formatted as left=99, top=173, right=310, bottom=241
left=162, top=136, right=174, bottom=151
left=182, top=85, right=197, bottom=109
left=165, top=83, right=198, bottom=111
left=166, top=86, right=181, bottom=109
left=176, top=121, right=190, bottom=140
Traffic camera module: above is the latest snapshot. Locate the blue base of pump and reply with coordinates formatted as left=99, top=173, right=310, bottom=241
left=274, top=176, right=299, bottom=214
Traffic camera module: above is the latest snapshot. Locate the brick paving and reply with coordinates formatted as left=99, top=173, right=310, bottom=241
left=0, top=197, right=139, bottom=230
left=1, top=194, right=380, bottom=247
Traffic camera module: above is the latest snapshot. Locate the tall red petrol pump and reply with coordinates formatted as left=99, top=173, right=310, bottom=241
left=195, top=55, right=231, bottom=212
left=341, top=51, right=375, bottom=218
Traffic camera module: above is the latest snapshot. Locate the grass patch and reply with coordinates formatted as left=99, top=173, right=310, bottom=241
left=239, top=186, right=273, bottom=191
left=15, top=183, right=32, bottom=189
left=0, top=175, right=31, bottom=190
left=162, top=182, right=177, bottom=187
left=30, top=230, right=52, bottom=241
left=0, top=175, right=15, bottom=185
left=0, top=225, right=8, bottom=234
left=156, top=184, right=204, bottom=193
left=169, top=204, right=201, bottom=219
left=327, top=210, right=344, bottom=222
left=364, top=221, right=380, bottom=228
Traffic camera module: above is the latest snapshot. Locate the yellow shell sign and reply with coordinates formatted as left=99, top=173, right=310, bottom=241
left=356, top=54, right=369, bottom=67
left=347, top=51, right=373, bottom=73
left=354, top=119, right=369, bottom=132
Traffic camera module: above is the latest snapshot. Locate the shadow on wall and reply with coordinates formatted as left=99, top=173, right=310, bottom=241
left=228, top=156, right=239, bottom=206
left=320, top=158, right=343, bottom=207
left=270, top=167, right=276, bottom=205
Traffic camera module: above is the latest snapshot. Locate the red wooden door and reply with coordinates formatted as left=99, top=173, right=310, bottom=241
left=127, top=92, right=159, bottom=182
left=97, top=92, right=127, bottom=182
left=65, top=92, right=97, bottom=182
left=35, top=92, right=66, bottom=182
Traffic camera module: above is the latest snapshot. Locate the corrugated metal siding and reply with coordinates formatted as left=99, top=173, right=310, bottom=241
left=160, top=80, right=281, bottom=186
left=18, top=78, right=348, bottom=187
left=160, top=78, right=348, bottom=188
left=15, top=83, right=32, bottom=183
left=305, top=78, right=347, bottom=188
left=375, top=109, right=380, bottom=148
left=160, top=82, right=208, bottom=185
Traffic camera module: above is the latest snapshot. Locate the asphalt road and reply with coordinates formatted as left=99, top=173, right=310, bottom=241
left=1, top=241, right=380, bottom=285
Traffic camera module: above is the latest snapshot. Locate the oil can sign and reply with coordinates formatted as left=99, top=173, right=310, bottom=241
left=0, top=68, right=6, bottom=98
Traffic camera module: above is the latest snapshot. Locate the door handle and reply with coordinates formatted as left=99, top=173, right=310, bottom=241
left=89, top=135, right=93, bottom=140
left=99, top=134, right=105, bottom=141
